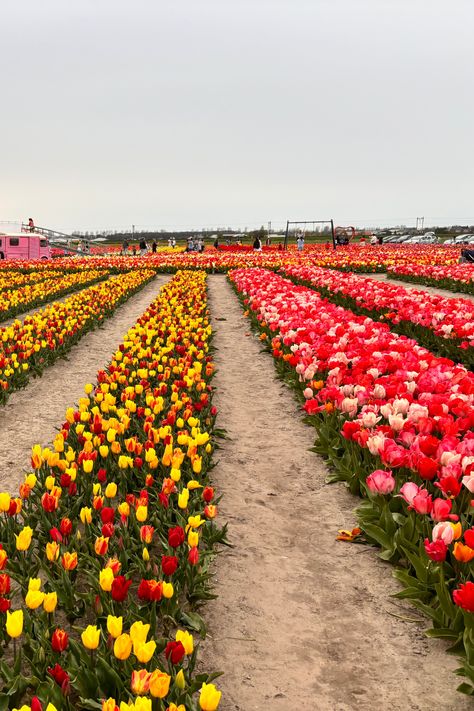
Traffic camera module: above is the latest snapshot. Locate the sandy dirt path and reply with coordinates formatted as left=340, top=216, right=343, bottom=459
left=369, top=272, right=474, bottom=301
left=0, top=275, right=167, bottom=494
left=203, top=275, right=470, bottom=711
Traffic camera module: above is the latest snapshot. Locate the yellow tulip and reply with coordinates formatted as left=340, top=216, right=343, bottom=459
left=107, top=615, right=123, bottom=639
left=162, top=582, right=174, bottom=599
left=100, top=567, right=114, bottom=592
left=188, top=515, right=204, bottom=528
left=6, top=610, right=23, bottom=638
left=46, top=541, right=60, bottom=562
left=80, top=507, right=92, bottom=524
left=199, top=682, right=222, bottom=710
left=84, top=383, right=94, bottom=395
left=43, top=592, right=58, bottom=613
left=99, top=445, right=109, bottom=458
left=134, top=639, right=156, bottom=663
left=105, top=482, right=117, bottom=498
left=83, top=459, right=94, bottom=474
left=129, top=620, right=150, bottom=645
left=176, top=629, right=193, bottom=654
left=149, top=669, right=171, bottom=698
left=25, top=590, right=45, bottom=610
left=81, top=624, right=100, bottom=650
left=0, top=492, right=11, bottom=512
left=25, top=473, right=37, bottom=488
left=170, top=468, right=181, bottom=482
left=175, top=669, right=185, bottom=690
left=28, top=577, right=42, bottom=591
left=188, top=531, right=199, bottom=548
left=114, top=633, right=133, bottom=660
left=178, top=489, right=189, bottom=509
left=133, top=699, right=152, bottom=711
left=136, top=505, right=147, bottom=522
left=15, top=526, right=33, bottom=551
left=142, top=547, right=150, bottom=562
left=118, top=501, right=130, bottom=517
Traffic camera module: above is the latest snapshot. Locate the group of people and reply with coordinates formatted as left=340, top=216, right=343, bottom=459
left=121, top=238, right=159, bottom=256
left=186, top=236, right=204, bottom=252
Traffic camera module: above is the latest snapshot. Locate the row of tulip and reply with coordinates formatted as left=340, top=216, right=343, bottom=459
left=387, top=264, right=474, bottom=295
left=0, top=270, right=223, bottom=711
left=0, top=270, right=109, bottom=322
left=280, top=265, right=474, bottom=368
left=0, top=270, right=156, bottom=406
left=229, top=267, right=474, bottom=695
left=0, top=271, right=64, bottom=293
left=0, top=243, right=466, bottom=276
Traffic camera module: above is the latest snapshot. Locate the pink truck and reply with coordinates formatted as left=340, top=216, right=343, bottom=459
left=0, top=233, right=51, bottom=260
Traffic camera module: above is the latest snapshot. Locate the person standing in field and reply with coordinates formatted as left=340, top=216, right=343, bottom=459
left=139, top=237, right=147, bottom=256
left=152, top=240, right=157, bottom=253
left=297, top=232, right=305, bottom=251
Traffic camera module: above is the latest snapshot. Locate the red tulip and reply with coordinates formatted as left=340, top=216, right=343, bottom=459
left=165, top=640, right=185, bottom=665
left=111, top=575, right=132, bottom=602
left=161, top=555, right=178, bottom=576
left=453, top=582, right=474, bottom=612
left=51, top=628, right=69, bottom=652
left=168, top=526, right=185, bottom=548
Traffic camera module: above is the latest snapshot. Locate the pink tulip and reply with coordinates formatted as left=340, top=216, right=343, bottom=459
left=412, top=490, right=433, bottom=515
left=398, top=482, right=420, bottom=505
left=366, top=470, right=396, bottom=495
left=462, top=474, right=474, bottom=493
left=432, top=521, right=454, bottom=545
left=424, top=538, right=448, bottom=562
left=431, top=497, right=457, bottom=522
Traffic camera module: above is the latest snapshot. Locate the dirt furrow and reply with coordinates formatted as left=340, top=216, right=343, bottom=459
left=0, top=275, right=167, bottom=493
left=203, top=274, right=469, bottom=711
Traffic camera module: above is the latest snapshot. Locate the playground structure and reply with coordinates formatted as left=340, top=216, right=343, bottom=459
left=334, top=225, right=357, bottom=244
left=21, top=223, right=107, bottom=255
left=284, top=219, right=336, bottom=250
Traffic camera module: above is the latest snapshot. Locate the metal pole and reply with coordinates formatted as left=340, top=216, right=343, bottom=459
left=331, top=219, right=336, bottom=250
left=284, top=220, right=289, bottom=250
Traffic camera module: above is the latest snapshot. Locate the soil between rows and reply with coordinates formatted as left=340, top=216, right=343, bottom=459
left=0, top=275, right=168, bottom=493
left=202, top=274, right=470, bottom=711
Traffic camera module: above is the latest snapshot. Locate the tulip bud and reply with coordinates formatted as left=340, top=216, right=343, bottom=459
left=175, top=668, right=185, bottom=689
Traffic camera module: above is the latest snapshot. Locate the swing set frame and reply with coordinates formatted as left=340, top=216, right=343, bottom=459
left=283, top=219, right=336, bottom=250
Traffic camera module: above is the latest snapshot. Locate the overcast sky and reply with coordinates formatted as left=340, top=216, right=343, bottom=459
left=1, top=0, right=473, bottom=232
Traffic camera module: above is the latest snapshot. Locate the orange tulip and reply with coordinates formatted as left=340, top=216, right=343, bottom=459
left=61, top=551, right=78, bottom=571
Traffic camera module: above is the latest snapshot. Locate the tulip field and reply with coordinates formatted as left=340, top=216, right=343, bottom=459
left=1, top=243, right=474, bottom=710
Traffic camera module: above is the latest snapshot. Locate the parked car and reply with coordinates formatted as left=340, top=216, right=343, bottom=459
left=444, top=234, right=474, bottom=245
left=0, top=233, right=51, bottom=260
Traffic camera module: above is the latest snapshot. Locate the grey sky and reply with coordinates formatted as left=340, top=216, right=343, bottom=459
left=1, top=0, right=473, bottom=232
